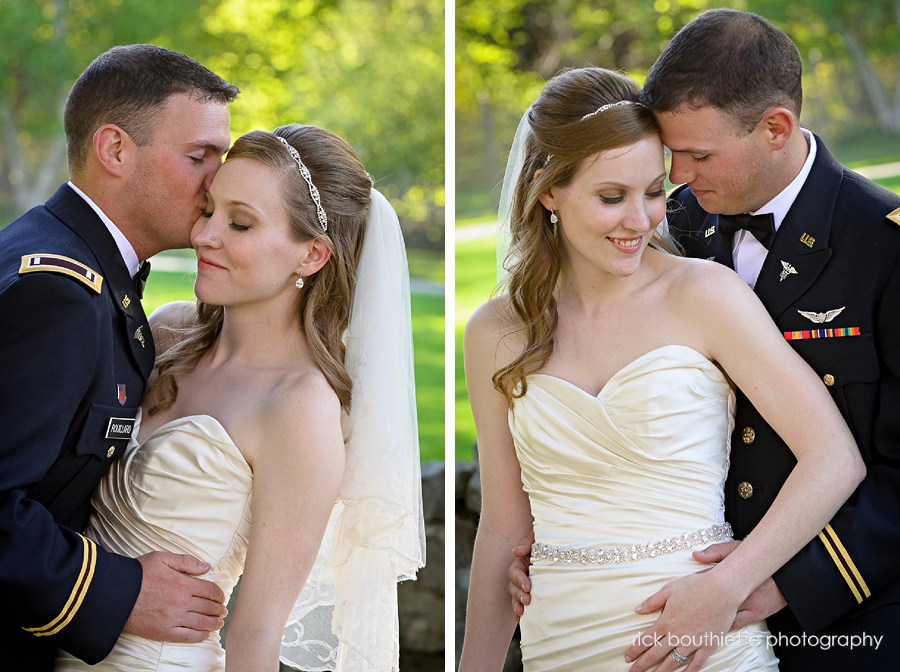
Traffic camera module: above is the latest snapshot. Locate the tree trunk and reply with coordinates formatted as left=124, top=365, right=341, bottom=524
left=837, top=25, right=900, bottom=133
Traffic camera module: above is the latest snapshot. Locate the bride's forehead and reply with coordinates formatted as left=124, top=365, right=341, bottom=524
left=573, top=137, right=665, bottom=181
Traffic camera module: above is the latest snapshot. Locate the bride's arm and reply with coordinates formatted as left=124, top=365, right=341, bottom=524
left=223, top=376, right=344, bottom=672
left=459, top=298, right=536, bottom=672
left=627, top=261, right=865, bottom=671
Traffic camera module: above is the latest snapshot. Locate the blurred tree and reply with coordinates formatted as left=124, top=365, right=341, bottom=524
left=455, top=0, right=700, bottom=216
left=0, top=0, right=207, bottom=216
left=749, top=0, right=900, bottom=135
left=202, top=0, right=444, bottom=246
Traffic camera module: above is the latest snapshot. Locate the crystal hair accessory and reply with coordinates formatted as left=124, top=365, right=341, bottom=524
left=274, top=134, right=329, bottom=232
left=581, top=100, right=641, bottom=120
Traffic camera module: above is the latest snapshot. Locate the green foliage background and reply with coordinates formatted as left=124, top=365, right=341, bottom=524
left=0, top=0, right=444, bottom=252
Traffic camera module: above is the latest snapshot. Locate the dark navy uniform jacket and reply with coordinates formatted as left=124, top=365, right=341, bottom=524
left=0, top=184, right=154, bottom=671
left=669, top=137, right=900, bottom=664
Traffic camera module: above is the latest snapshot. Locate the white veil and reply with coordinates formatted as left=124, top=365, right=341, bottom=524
left=496, top=106, right=533, bottom=284
left=280, top=188, right=426, bottom=672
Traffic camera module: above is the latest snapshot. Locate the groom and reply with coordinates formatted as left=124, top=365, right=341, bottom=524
left=510, top=9, right=900, bottom=670
left=0, top=45, right=237, bottom=670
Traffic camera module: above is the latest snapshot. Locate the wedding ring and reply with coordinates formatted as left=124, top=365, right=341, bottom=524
left=670, top=648, right=689, bottom=665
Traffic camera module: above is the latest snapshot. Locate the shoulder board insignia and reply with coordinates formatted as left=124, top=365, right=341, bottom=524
left=887, top=207, right=900, bottom=226
left=19, top=254, right=103, bottom=294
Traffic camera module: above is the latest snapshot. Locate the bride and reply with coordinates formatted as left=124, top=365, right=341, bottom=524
left=55, top=124, right=424, bottom=672
left=458, top=68, right=864, bottom=671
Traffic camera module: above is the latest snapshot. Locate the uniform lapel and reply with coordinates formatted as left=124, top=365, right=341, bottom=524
left=753, top=137, right=841, bottom=320
left=46, top=185, right=155, bottom=382
left=677, top=213, right=736, bottom=268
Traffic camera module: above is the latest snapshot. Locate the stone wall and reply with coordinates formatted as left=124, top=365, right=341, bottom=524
left=399, top=459, right=445, bottom=671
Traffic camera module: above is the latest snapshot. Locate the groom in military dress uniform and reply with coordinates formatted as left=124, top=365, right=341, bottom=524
left=0, top=45, right=236, bottom=671
left=640, top=8, right=900, bottom=670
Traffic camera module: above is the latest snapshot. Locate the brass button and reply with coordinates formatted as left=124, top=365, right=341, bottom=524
left=738, top=481, right=754, bottom=499
left=742, top=427, right=756, bottom=444
left=823, top=374, right=835, bottom=387
left=106, top=446, right=115, bottom=458
left=122, top=295, right=131, bottom=309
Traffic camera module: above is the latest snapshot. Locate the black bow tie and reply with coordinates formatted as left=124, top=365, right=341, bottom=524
left=133, top=260, right=151, bottom=299
left=717, top=213, right=776, bottom=249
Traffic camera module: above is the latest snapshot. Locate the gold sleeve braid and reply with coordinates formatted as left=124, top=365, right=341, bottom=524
left=817, top=523, right=871, bottom=604
left=23, top=536, right=98, bottom=637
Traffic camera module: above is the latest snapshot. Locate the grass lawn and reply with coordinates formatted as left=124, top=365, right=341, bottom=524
left=874, top=175, right=900, bottom=195
left=455, top=230, right=498, bottom=462
left=142, top=268, right=444, bottom=461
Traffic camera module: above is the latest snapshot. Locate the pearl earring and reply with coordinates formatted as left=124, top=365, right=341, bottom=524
left=295, top=273, right=304, bottom=289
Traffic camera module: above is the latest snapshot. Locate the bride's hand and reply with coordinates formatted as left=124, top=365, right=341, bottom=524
left=623, top=568, right=745, bottom=672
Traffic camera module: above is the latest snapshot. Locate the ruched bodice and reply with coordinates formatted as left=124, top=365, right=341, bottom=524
left=510, top=346, right=778, bottom=671
left=56, top=414, right=252, bottom=672
left=513, top=345, right=733, bottom=548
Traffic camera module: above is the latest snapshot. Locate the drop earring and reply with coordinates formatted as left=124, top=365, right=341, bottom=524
left=295, top=272, right=304, bottom=289
left=549, top=210, right=559, bottom=224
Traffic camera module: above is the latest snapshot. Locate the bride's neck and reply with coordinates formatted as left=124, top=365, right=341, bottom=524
left=557, top=264, right=644, bottom=313
left=210, top=299, right=307, bottom=367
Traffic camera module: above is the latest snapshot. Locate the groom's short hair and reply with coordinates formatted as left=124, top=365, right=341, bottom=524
left=641, top=8, right=803, bottom=134
left=63, top=44, right=239, bottom=173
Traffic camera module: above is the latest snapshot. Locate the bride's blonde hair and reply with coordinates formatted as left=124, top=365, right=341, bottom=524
left=494, top=67, right=677, bottom=404
left=146, top=125, right=372, bottom=414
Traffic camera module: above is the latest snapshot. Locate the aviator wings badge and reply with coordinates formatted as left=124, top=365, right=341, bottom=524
left=798, top=307, right=846, bottom=324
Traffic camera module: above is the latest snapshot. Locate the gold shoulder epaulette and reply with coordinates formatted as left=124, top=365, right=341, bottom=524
left=19, top=254, right=103, bottom=294
left=887, top=207, right=900, bottom=226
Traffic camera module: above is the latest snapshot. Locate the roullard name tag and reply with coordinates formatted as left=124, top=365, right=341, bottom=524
left=105, top=417, right=136, bottom=440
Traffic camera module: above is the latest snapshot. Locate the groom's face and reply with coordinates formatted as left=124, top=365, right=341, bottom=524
left=655, top=105, right=774, bottom=216
left=129, top=93, right=232, bottom=253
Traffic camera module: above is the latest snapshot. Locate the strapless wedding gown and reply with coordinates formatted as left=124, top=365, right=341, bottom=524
left=512, top=345, right=779, bottom=671
left=55, top=415, right=252, bottom=672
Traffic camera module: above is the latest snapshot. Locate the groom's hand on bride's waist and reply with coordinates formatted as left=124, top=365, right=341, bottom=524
left=693, top=541, right=787, bottom=629
left=508, top=531, right=535, bottom=621
left=124, top=551, right=228, bottom=642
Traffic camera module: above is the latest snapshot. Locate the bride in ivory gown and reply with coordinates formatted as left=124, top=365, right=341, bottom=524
left=55, top=125, right=424, bottom=672
left=459, top=68, right=864, bottom=672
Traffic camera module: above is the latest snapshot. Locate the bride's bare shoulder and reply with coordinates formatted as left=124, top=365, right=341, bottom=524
left=666, top=256, right=754, bottom=304
left=465, top=295, right=526, bottom=371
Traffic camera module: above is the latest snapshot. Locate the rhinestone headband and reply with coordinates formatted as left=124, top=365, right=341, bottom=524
left=581, top=100, right=641, bottom=121
left=275, top=135, right=328, bottom=232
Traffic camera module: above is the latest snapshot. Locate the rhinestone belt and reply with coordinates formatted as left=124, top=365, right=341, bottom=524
left=532, top=522, right=733, bottom=565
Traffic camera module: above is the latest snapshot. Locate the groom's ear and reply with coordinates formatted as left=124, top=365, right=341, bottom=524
left=93, top=124, right=133, bottom=178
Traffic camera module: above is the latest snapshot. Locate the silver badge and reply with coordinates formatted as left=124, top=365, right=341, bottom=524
left=798, top=307, right=845, bottom=323
left=779, top=260, right=798, bottom=282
